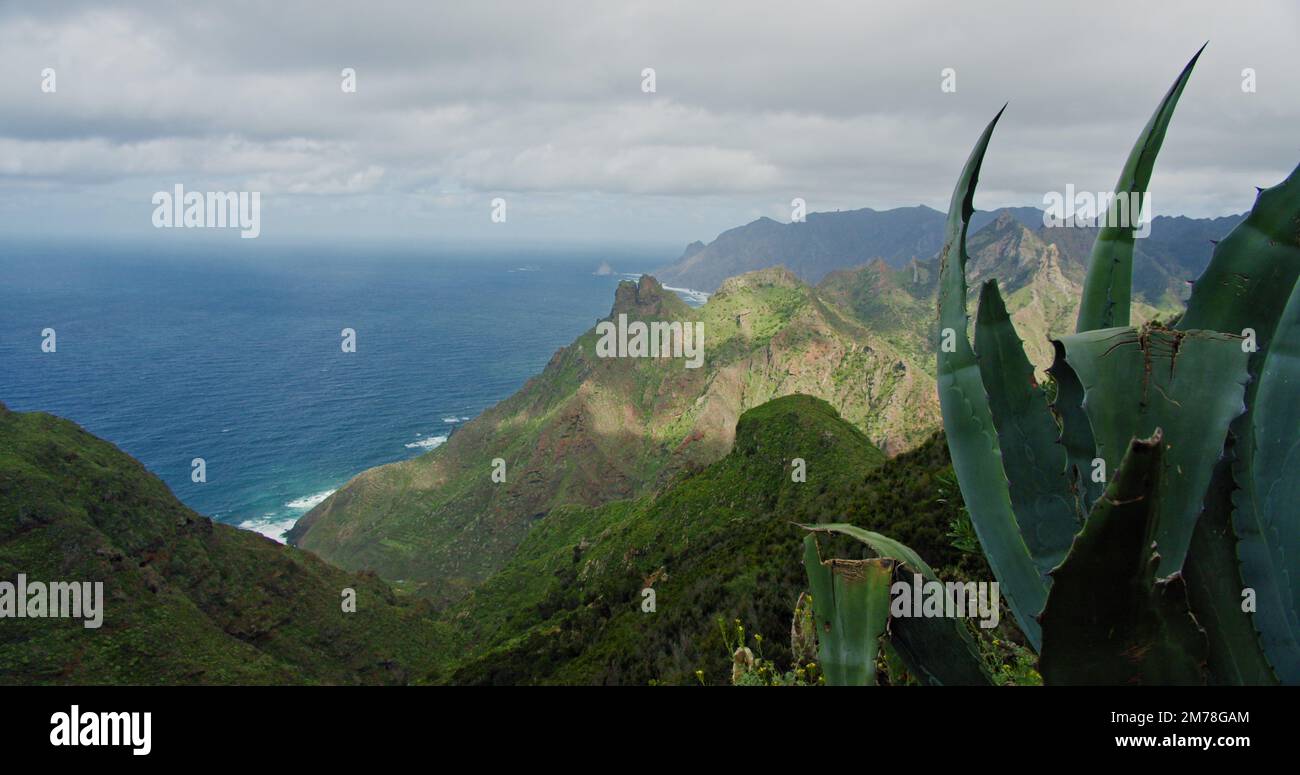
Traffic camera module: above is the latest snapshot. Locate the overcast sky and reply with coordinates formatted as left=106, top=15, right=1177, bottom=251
left=1, top=0, right=1296, bottom=251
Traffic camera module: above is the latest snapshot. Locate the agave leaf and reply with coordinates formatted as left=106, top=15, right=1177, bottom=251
left=1053, top=326, right=1249, bottom=576
left=936, top=106, right=1047, bottom=650
left=1178, top=164, right=1300, bottom=341
left=1176, top=165, right=1300, bottom=684
left=801, top=524, right=992, bottom=685
left=1047, top=341, right=1104, bottom=514
left=802, top=523, right=936, bottom=575
left=1179, top=168, right=1300, bottom=446
left=1040, top=431, right=1207, bottom=685
left=1234, top=275, right=1300, bottom=683
left=802, top=534, right=894, bottom=686
left=1184, top=445, right=1278, bottom=685
left=1075, top=45, right=1203, bottom=332
left=974, top=279, right=1078, bottom=576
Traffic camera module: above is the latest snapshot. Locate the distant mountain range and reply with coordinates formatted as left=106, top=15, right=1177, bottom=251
left=655, top=205, right=1244, bottom=310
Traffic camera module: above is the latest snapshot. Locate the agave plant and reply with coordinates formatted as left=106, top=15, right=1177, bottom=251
left=937, top=46, right=1299, bottom=684
left=800, top=525, right=992, bottom=685
left=803, top=47, right=1297, bottom=686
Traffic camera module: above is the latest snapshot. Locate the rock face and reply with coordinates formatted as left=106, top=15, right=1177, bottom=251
left=610, top=273, right=677, bottom=316
left=818, top=211, right=1168, bottom=376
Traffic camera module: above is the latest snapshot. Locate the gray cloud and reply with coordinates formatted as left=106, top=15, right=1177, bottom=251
left=0, top=0, right=1296, bottom=246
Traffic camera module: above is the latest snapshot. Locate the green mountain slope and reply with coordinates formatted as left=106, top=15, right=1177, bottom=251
left=289, top=211, right=1204, bottom=611
left=439, top=395, right=988, bottom=685
left=0, top=403, right=449, bottom=685
left=819, top=212, right=1170, bottom=375
left=290, top=271, right=940, bottom=603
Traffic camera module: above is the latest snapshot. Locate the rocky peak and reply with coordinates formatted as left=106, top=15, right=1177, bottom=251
left=679, top=241, right=706, bottom=260
left=991, top=209, right=1018, bottom=229
left=609, top=274, right=689, bottom=319
left=714, top=266, right=803, bottom=297
left=967, top=212, right=1055, bottom=290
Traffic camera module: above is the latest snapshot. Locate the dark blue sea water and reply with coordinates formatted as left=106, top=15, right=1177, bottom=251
left=0, top=241, right=685, bottom=540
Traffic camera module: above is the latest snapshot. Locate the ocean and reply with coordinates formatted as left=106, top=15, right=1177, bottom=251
left=0, top=240, right=686, bottom=541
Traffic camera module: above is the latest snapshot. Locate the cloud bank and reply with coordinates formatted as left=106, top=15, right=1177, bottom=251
left=1, top=0, right=1296, bottom=246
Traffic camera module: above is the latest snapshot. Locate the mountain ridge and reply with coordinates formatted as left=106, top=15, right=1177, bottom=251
left=0, top=402, right=449, bottom=685
left=287, top=206, right=1241, bottom=608
left=0, top=394, right=999, bottom=685
left=290, top=270, right=941, bottom=603
left=657, top=204, right=1243, bottom=308
left=442, top=396, right=994, bottom=685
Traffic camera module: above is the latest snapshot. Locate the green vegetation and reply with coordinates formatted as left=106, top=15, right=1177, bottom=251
left=801, top=534, right=894, bottom=685
left=1, top=382, right=1021, bottom=686
left=293, top=208, right=1179, bottom=611
left=720, top=614, right=823, bottom=686
left=0, top=403, right=452, bottom=685
left=6, top=53, right=1274, bottom=688
left=801, top=525, right=992, bottom=685
left=435, top=395, right=1003, bottom=684
left=291, top=270, right=944, bottom=604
